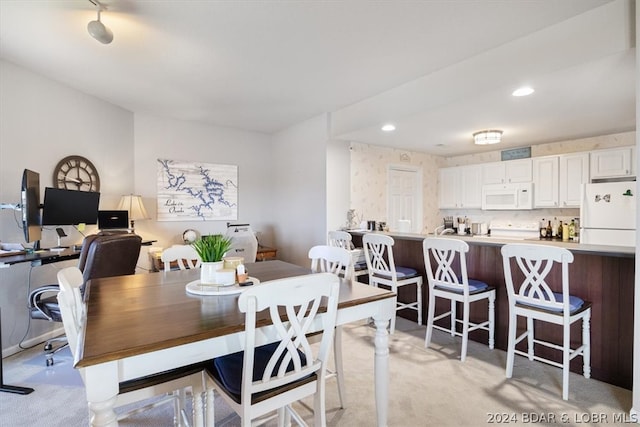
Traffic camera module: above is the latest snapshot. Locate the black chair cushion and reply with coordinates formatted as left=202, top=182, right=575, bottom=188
left=210, top=341, right=311, bottom=403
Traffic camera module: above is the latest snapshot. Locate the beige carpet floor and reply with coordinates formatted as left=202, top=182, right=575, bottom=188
left=0, top=317, right=633, bottom=426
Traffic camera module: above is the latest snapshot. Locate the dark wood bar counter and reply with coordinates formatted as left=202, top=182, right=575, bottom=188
left=350, top=231, right=634, bottom=390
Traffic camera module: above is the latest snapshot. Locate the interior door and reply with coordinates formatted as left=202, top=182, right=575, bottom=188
left=387, top=166, right=422, bottom=233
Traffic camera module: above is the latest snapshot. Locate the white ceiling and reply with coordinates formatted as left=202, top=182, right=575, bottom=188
left=0, top=0, right=635, bottom=156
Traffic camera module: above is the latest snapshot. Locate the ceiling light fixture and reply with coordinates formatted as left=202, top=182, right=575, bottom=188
left=512, top=86, right=534, bottom=97
left=473, top=130, right=503, bottom=145
left=87, top=0, right=113, bottom=44
left=381, top=124, right=396, bottom=132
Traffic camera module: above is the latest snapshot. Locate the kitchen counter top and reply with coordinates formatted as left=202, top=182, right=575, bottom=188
left=347, top=230, right=635, bottom=257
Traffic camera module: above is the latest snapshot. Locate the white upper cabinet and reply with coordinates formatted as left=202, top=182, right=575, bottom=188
left=438, top=167, right=459, bottom=209
left=559, top=152, right=589, bottom=207
left=438, top=164, right=482, bottom=209
left=459, top=165, right=482, bottom=209
left=590, top=147, right=634, bottom=180
left=482, top=159, right=532, bottom=184
left=533, top=153, right=589, bottom=209
left=533, top=156, right=559, bottom=208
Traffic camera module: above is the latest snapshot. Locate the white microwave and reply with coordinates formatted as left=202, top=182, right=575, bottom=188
left=481, top=182, right=534, bottom=210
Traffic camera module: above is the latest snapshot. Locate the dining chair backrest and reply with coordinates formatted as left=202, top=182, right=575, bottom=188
left=362, top=233, right=398, bottom=279
left=56, top=267, right=86, bottom=359
left=237, top=273, right=340, bottom=403
left=423, top=237, right=472, bottom=294
left=327, top=230, right=354, bottom=250
left=308, top=245, right=353, bottom=281
left=501, top=244, right=575, bottom=314
left=161, top=245, right=201, bottom=271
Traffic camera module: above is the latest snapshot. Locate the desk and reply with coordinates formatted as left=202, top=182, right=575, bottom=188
left=0, top=247, right=81, bottom=267
left=76, top=260, right=396, bottom=426
left=0, top=239, right=157, bottom=268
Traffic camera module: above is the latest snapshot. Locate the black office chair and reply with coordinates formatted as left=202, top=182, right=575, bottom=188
left=28, top=233, right=142, bottom=365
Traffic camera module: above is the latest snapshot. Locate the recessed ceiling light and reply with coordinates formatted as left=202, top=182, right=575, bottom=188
left=512, top=86, right=534, bottom=97
left=381, top=124, right=396, bottom=132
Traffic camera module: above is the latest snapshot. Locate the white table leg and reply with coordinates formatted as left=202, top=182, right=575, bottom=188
left=83, top=362, right=120, bottom=427
left=373, top=313, right=391, bottom=427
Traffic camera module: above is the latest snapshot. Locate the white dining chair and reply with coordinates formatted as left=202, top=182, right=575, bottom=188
left=363, top=233, right=423, bottom=334
left=161, top=244, right=201, bottom=271
left=204, top=273, right=340, bottom=427
left=57, top=267, right=211, bottom=426
left=501, top=243, right=591, bottom=400
left=308, top=244, right=353, bottom=409
left=422, top=237, right=495, bottom=362
left=328, top=230, right=368, bottom=282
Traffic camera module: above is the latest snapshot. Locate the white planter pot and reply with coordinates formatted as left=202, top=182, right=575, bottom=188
left=200, top=261, right=224, bottom=284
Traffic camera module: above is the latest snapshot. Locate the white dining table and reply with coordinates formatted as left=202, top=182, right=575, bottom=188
left=74, top=260, right=397, bottom=426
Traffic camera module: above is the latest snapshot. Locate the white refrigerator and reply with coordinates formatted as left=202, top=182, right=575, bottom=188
left=580, top=181, right=636, bottom=246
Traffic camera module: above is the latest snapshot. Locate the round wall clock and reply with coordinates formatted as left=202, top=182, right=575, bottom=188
left=53, top=155, right=101, bottom=192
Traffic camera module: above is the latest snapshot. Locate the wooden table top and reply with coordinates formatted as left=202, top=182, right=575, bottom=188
left=77, top=260, right=395, bottom=368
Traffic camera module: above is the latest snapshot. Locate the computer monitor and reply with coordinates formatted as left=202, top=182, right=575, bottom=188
left=21, top=169, right=42, bottom=245
left=41, top=188, right=100, bottom=226
left=97, top=210, right=129, bottom=231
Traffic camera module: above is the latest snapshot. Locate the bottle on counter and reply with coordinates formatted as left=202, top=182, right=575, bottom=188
left=546, top=220, right=553, bottom=239
left=540, top=218, right=547, bottom=238
left=562, top=222, right=569, bottom=241
left=574, top=218, right=580, bottom=242
left=569, top=219, right=576, bottom=241
left=552, top=217, right=558, bottom=238
left=557, top=218, right=563, bottom=239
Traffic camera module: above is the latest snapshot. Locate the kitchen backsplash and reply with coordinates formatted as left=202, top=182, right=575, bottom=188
left=349, top=131, right=634, bottom=234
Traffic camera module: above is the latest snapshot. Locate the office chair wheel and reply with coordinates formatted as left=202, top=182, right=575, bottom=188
left=44, top=343, right=52, bottom=351
left=46, top=357, right=54, bottom=367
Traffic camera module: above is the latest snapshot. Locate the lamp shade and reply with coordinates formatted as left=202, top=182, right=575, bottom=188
left=473, top=130, right=503, bottom=145
left=117, top=195, right=149, bottom=229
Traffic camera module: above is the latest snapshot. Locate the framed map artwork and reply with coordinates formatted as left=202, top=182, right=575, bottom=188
left=157, top=158, right=238, bottom=221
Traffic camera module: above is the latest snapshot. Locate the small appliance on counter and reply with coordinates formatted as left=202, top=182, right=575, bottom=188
left=435, top=217, right=455, bottom=235
left=470, top=222, right=488, bottom=235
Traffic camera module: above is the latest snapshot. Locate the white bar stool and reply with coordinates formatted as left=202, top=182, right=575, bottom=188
left=501, top=243, right=591, bottom=400
left=422, top=237, right=495, bottom=362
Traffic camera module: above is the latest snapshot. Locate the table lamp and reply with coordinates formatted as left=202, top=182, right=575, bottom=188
left=117, top=194, right=149, bottom=232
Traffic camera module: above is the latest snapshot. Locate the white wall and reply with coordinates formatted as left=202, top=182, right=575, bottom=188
left=326, top=139, right=351, bottom=232
left=0, top=60, right=134, bottom=353
left=271, top=114, right=328, bottom=267
left=131, top=113, right=275, bottom=268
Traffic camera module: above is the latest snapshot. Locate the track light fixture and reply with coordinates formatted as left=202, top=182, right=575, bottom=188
left=87, top=1, right=113, bottom=44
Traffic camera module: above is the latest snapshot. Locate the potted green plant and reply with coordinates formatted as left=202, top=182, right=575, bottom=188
left=192, top=234, right=232, bottom=284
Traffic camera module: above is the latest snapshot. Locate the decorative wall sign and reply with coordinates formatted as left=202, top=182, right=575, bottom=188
left=157, top=159, right=238, bottom=221
left=501, top=147, right=531, bottom=161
